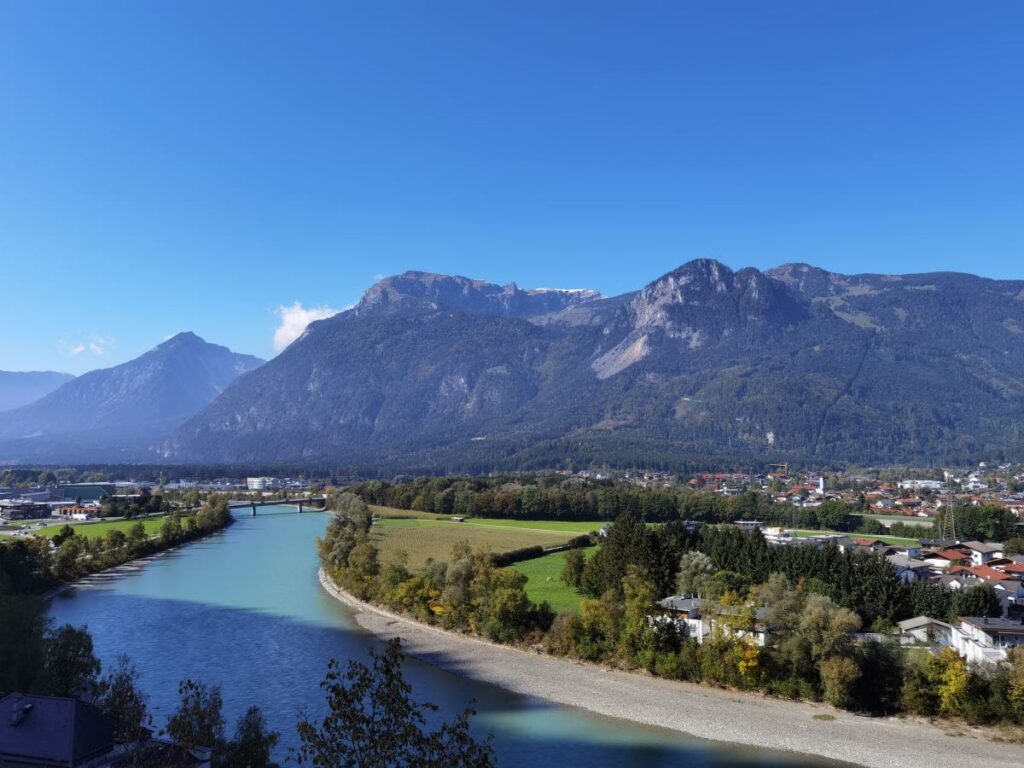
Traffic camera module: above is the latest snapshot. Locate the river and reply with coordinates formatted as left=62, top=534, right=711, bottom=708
left=47, top=508, right=833, bottom=767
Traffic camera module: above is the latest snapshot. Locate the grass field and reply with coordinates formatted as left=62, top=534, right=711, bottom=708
left=793, top=529, right=923, bottom=547
left=370, top=505, right=604, bottom=535
left=463, top=518, right=603, bottom=535
left=370, top=517, right=575, bottom=570
left=511, top=549, right=586, bottom=613
left=34, top=516, right=182, bottom=540
left=369, top=505, right=448, bottom=521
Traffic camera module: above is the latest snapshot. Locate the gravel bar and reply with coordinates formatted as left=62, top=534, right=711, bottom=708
left=319, top=569, right=1024, bottom=768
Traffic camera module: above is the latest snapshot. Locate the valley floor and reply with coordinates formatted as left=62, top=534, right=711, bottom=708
left=319, top=568, right=1024, bottom=768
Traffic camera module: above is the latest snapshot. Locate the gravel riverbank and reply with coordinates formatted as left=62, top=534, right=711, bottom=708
left=319, top=569, right=1024, bottom=768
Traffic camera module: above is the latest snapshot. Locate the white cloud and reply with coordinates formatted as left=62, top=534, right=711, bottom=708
left=273, top=302, right=342, bottom=351
left=60, top=336, right=113, bottom=357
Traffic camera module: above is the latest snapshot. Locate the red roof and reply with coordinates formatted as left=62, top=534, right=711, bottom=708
left=966, top=565, right=1012, bottom=581
left=933, top=548, right=970, bottom=561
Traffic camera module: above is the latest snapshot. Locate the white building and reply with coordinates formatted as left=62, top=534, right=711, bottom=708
left=899, top=615, right=1024, bottom=665
left=898, top=479, right=945, bottom=492
left=953, top=617, right=1024, bottom=664
left=246, top=477, right=282, bottom=491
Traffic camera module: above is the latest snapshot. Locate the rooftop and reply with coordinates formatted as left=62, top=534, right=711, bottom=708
left=961, top=616, right=1024, bottom=634
left=0, top=693, right=114, bottom=766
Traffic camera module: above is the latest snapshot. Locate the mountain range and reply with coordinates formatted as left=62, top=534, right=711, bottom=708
left=163, top=261, right=1024, bottom=471
left=4, top=261, right=1023, bottom=470
left=0, top=333, right=263, bottom=463
left=0, top=371, right=74, bottom=413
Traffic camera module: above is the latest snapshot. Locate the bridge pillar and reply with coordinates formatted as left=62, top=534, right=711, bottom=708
left=251, top=502, right=256, bottom=516
left=298, top=501, right=304, bottom=513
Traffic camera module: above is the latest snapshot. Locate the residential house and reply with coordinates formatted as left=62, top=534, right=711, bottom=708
left=963, top=541, right=1004, bottom=567
left=953, top=617, right=1024, bottom=664
left=939, top=573, right=985, bottom=591
left=657, top=595, right=771, bottom=647
left=886, top=554, right=932, bottom=584
left=0, top=693, right=210, bottom=767
left=898, top=615, right=1024, bottom=665
left=898, top=616, right=953, bottom=646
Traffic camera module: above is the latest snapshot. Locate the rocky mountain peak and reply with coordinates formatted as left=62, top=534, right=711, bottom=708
left=355, top=271, right=601, bottom=318
left=766, top=263, right=837, bottom=297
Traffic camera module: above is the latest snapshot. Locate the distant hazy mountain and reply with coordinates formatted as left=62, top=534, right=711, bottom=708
left=0, top=371, right=74, bottom=412
left=0, top=333, right=263, bottom=462
left=165, top=262, right=1024, bottom=471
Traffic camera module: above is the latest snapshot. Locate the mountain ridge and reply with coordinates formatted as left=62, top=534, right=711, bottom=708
left=0, top=332, right=263, bottom=463
left=162, top=261, right=1024, bottom=470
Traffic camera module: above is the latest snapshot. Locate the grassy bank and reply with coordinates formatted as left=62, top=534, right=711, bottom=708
left=34, top=515, right=183, bottom=539
left=370, top=517, right=572, bottom=570
left=511, top=550, right=585, bottom=613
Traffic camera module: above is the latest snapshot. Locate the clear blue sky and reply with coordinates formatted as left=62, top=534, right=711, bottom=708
left=2, top=1, right=1022, bottom=373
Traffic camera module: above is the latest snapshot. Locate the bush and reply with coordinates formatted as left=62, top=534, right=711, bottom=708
left=492, top=546, right=545, bottom=567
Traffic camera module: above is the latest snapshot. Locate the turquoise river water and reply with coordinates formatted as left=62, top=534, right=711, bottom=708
left=47, top=508, right=836, bottom=767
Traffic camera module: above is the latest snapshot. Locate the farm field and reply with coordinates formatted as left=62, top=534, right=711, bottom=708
left=370, top=517, right=574, bottom=570
left=34, top=515, right=182, bottom=540
left=793, top=529, right=922, bottom=547
left=511, top=549, right=586, bottom=614
left=369, top=505, right=448, bottom=521
left=463, top=518, right=603, bottom=535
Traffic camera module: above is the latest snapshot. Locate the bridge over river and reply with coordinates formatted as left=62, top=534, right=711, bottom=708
left=227, top=496, right=327, bottom=515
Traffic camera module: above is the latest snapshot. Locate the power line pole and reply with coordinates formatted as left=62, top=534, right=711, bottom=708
left=941, top=470, right=957, bottom=542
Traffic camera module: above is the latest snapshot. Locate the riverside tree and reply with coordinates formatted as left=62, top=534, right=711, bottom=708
left=295, top=638, right=495, bottom=768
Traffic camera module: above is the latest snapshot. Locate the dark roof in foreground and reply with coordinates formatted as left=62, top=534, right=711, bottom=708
left=0, top=693, right=114, bottom=766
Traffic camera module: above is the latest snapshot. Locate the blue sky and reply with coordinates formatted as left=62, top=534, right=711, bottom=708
left=2, top=2, right=1022, bottom=373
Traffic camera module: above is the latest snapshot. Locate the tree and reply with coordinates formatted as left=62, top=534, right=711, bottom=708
left=221, top=706, right=280, bottom=768
left=932, top=648, right=970, bottom=716
left=798, top=594, right=861, bottom=661
left=105, top=528, right=127, bottom=551
left=295, top=638, right=495, bottom=768
left=0, top=596, right=46, bottom=694
left=950, top=583, right=1003, bottom=621
left=38, top=624, right=101, bottom=698
left=96, top=656, right=150, bottom=741
left=52, top=524, right=76, bottom=548
left=128, top=521, right=147, bottom=549
left=676, top=551, right=715, bottom=597
left=1008, top=647, right=1024, bottom=723
left=619, top=566, right=657, bottom=669
left=1003, top=538, right=1024, bottom=556
left=166, top=679, right=226, bottom=753
left=818, top=656, right=860, bottom=709
left=560, top=548, right=585, bottom=591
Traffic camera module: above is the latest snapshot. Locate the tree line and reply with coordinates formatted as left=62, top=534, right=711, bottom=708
left=0, top=495, right=234, bottom=595
left=352, top=476, right=1022, bottom=545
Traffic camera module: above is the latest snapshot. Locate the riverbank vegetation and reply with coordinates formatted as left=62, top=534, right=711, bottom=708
left=0, top=495, right=234, bottom=593
left=320, top=494, right=1024, bottom=733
